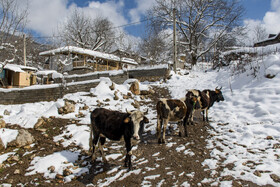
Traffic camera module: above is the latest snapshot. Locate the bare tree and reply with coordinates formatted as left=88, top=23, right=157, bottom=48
left=149, top=0, right=244, bottom=66
left=139, top=29, right=169, bottom=64
left=59, top=9, right=115, bottom=52
left=253, top=24, right=267, bottom=43
left=0, top=0, right=29, bottom=72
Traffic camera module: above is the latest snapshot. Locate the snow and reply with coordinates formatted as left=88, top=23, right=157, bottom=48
left=1, top=48, right=280, bottom=186
left=0, top=129, right=18, bottom=148
left=39, top=46, right=138, bottom=65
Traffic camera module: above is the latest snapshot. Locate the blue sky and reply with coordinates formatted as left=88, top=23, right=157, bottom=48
left=23, top=0, right=280, bottom=39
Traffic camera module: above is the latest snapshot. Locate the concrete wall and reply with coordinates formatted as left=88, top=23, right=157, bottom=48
left=0, top=67, right=169, bottom=105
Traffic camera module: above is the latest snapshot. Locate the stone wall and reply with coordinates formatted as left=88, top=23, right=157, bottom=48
left=0, top=67, right=169, bottom=105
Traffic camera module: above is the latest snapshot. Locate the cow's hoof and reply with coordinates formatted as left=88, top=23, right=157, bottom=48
left=158, top=138, right=165, bottom=144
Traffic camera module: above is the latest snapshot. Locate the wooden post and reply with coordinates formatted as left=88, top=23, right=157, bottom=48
left=173, top=8, right=177, bottom=73
left=107, top=60, right=108, bottom=70
left=23, top=34, right=26, bottom=66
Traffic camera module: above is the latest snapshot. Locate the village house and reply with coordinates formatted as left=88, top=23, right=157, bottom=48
left=39, top=46, right=138, bottom=74
left=254, top=33, right=280, bottom=47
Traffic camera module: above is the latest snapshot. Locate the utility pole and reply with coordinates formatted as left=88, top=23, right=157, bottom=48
left=173, top=8, right=177, bottom=73
left=23, top=34, right=26, bottom=66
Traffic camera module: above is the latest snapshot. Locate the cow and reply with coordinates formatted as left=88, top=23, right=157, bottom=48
left=156, top=96, right=201, bottom=144
left=89, top=108, right=149, bottom=170
left=187, top=87, right=224, bottom=122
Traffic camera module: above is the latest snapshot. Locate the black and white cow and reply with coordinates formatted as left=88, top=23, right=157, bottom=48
left=156, top=97, right=200, bottom=144
left=187, top=87, right=224, bottom=122
left=89, top=108, right=149, bottom=170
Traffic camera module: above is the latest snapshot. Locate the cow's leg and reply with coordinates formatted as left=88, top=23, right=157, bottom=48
left=161, top=119, right=168, bottom=144
left=206, top=109, right=209, bottom=122
left=157, top=117, right=163, bottom=144
left=190, top=109, right=195, bottom=125
left=91, top=132, right=100, bottom=162
left=98, top=136, right=107, bottom=163
left=89, top=125, right=93, bottom=154
left=202, top=109, right=206, bottom=121
left=124, top=136, right=132, bottom=170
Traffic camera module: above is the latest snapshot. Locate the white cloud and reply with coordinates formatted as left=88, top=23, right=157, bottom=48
left=23, top=0, right=129, bottom=37
left=263, top=0, right=280, bottom=34
left=242, top=0, right=280, bottom=45
left=128, top=0, right=156, bottom=23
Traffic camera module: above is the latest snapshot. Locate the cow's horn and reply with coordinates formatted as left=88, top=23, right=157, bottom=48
left=126, top=108, right=131, bottom=114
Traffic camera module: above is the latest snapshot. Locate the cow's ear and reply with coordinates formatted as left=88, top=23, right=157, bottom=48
left=124, top=117, right=130, bottom=123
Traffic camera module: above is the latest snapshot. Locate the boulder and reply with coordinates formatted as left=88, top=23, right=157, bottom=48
left=58, top=100, right=76, bottom=114
left=0, top=137, right=5, bottom=151
left=34, top=118, right=45, bottom=129
left=129, top=80, right=140, bottom=95
left=0, top=119, right=6, bottom=128
left=4, top=110, right=10, bottom=115
left=10, top=129, right=35, bottom=148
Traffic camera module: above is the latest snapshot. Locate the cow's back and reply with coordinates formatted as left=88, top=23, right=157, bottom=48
left=157, top=99, right=187, bottom=121
left=91, top=108, right=130, bottom=140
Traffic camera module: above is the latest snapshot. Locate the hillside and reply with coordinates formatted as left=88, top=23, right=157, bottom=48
left=0, top=45, right=280, bottom=186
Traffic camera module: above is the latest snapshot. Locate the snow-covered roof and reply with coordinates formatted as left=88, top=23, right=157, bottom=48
left=39, top=46, right=138, bottom=66
left=1, top=64, right=38, bottom=73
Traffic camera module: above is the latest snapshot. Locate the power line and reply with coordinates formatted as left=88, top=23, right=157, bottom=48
left=32, top=14, right=168, bottom=39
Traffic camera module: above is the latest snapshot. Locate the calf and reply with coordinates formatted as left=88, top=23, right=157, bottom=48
left=89, top=108, right=149, bottom=170
left=188, top=87, right=224, bottom=122
left=156, top=97, right=200, bottom=144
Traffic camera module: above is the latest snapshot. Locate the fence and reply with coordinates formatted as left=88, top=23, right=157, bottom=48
left=0, top=67, right=170, bottom=105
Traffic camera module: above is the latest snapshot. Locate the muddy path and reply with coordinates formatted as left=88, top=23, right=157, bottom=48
left=0, top=85, right=267, bottom=186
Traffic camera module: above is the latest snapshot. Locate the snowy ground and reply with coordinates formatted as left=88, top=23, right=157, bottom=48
left=1, top=50, right=280, bottom=186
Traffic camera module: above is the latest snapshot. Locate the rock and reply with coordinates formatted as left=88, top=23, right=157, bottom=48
left=10, top=129, right=35, bottom=148
left=109, top=82, right=115, bottom=90
left=48, top=166, right=55, bottom=173
left=253, top=170, right=261, bottom=177
left=273, top=143, right=280, bottom=149
left=58, top=100, right=76, bottom=114
left=8, top=155, right=20, bottom=162
left=34, top=118, right=45, bottom=129
left=81, top=105, right=89, bottom=110
left=270, top=174, right=280, bottom=183
left=104, top=98, right=110, bottom=102
left=0, top=137, right=5, bottom=151
left=0, top=119, right=6, bottom=128
left=266, top=136, right=274, bottom=140
left=63, top=168, right=73, bottom=176
left=14, top=169, right=20, bottom=174
left=4, top=109, right=10, bottom=115
left=123, top=95, right=129, bottom=100
left=131, top=101, right=140, bottom=109
left=56, top=174, right=64, bottom=179
left=114, top=91, right=119, bottom=100
left=129, top=80, right=140, bottom=95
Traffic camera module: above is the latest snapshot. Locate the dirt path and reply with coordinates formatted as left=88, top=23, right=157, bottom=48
left=0, top=85, right=268, bottom=186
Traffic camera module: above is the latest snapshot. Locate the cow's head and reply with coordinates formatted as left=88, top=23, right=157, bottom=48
left=215, top=87, right=224, bottom=102
left=124, top=109, right=149, bottom=140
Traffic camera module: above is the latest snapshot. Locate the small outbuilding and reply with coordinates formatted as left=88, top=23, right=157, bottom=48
left=0, top=64, right=37, bottom=88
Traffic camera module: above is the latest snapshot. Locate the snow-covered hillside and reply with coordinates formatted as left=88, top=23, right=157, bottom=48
left=1, top=47, right=280, bottom=186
